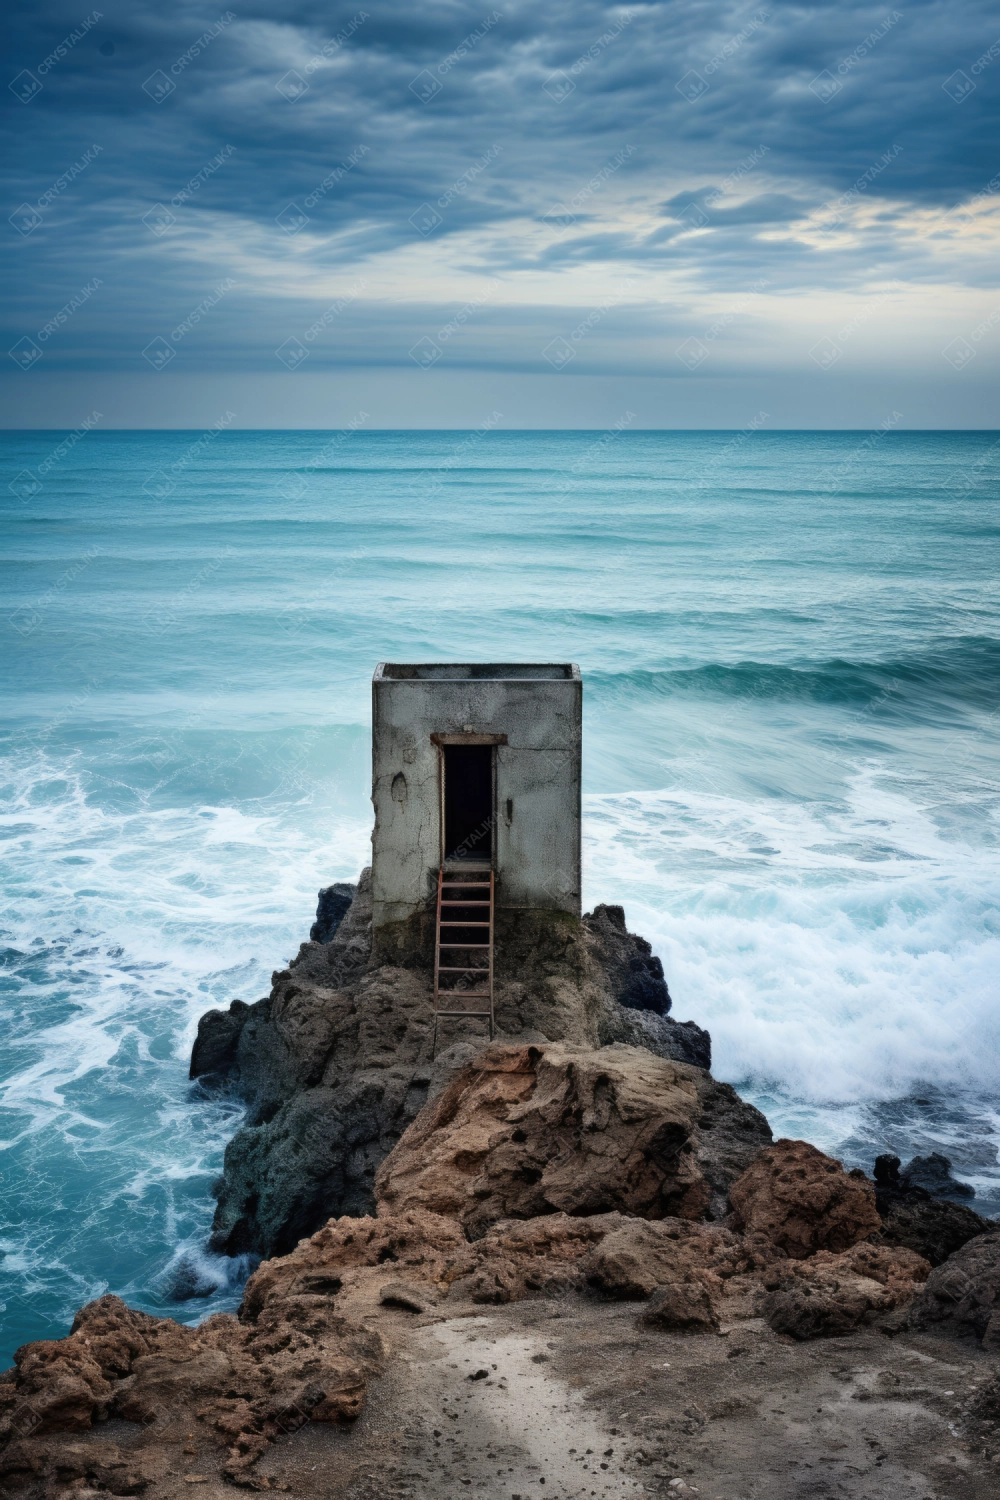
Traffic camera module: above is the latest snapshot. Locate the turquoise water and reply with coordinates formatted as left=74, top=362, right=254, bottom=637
left=2, top=428, right=999, bottom=1364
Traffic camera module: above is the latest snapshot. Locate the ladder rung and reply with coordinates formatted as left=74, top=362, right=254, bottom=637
left=434, top=864, right=493, bottom=1051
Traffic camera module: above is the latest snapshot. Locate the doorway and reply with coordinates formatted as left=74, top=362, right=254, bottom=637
left=442, top=744, right=493, bottom=862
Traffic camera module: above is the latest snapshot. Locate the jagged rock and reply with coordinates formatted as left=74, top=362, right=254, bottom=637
left=310, top=881, right=356, bottom=943
left=729, top=1139, right=880, bottom=1259
left=0, top=1290, right=382, bottom=1486
left=581, top=1215, right=771, bottom=1302
left=0, top=1437, right=152, bottom=1494
left=878, top=1196, right=993, bottom=1268
left=189, top=999, right=250, bottom=1080
left=872, top=1152, right=992, bottom=1266
left=600, top=1006, right=711, bottom=1070
left=910, top=1231, right=1000, bottom=1348
left=238, top=1206, right=769, bottom=1317
left=761, top=1242, right=930, bottom=1340
left=204, top=874, right=722, bottom=1258
left=584, top=904, right=671, bottom=1015
left=639, top=1282, right=720, bottom=1333
left=900, top=1151, right=975, bottom=1200
left=374, top=1042, right=767, bottom=1238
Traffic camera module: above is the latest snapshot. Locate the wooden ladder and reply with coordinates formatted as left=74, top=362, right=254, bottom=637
left=432, top=864, right=494, bottom=1056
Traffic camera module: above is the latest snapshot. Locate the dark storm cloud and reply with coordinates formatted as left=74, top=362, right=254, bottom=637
left=4, top=0, right=1000, bottom=373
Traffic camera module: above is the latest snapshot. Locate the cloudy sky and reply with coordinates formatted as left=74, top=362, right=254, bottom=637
left=4, top=0, right=999, bottom=427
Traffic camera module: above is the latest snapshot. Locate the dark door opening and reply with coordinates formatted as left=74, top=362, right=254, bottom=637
left=443, top=744, right=493, bottom=862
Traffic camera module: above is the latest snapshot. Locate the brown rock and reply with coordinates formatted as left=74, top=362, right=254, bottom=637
left=580, top=1215, right=765, bottom=1301
left=0, top=1283, right=384, bottom=1487
left=240, top=1208, right=467, bottom=1320
left=3, top=1338, right=113, bottom=1435
left=639, top=1282, right=720, bottom=1333
left=375, top=1042, right=717, bottom=1237
left=729, top=1139, right=880, bottom=1258
left=762, top=1242, right=930, bottom=1340
left=0, top=1437, right=152, bottom=1494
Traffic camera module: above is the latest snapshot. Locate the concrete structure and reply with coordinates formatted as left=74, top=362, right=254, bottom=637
left=371, top=663, right=582, bottom=939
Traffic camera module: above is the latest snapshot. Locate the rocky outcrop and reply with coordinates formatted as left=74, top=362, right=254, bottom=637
left=872, top=1152, right=991, bottom=1266
left=761, top=1242, right=930, bottom=1339
left=729, top=1138, right=880, bottom=1258
left=896, top=1151, right=976, bottom=1201
left=374, top=1041, right=770, bottom=1236
left=310, top=881, right=356, bottom=943
left=910, top=1231, right=1000, bottom=1349
left=194, top=874, right=717, bottom=1259
left=189, top=999, right=251, bottom=1081
left=0, top=1135, right=946, bottom=1492
left=583, top=904, right=671, bottom=1014
left=0, top=1287, right=383, bottom=1491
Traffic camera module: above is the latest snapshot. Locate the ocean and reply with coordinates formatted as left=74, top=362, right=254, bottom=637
left=1, top=428, right=998, bottom=1365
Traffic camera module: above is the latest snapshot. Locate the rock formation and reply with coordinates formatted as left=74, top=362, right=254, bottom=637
left=873, top=1151, right=992, bottom=1266
left=192, top=874, right=714, bottom=1260
left=909, top=1230, right=1000, bottom=1349
left=374, top=1041, right=770, bottom=1234
left=4, top=875, right=997, bottom=1497
left=0, top=1285, right=383, bottom=1491
left=760, top=1241, right=931, bottom=1340
left=728, top=1138, right=881, bottom=1258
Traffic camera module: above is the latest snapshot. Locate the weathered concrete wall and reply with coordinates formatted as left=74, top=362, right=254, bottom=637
left=371, top=664, right=581, bottom=929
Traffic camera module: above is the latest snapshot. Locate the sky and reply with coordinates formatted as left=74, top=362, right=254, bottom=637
left=4, top=0, right=1000, bottom=428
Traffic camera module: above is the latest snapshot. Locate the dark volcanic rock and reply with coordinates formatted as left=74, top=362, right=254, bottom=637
left=189, top=999, right=251, bottom=1080
left=910, top=1231, right=1000, bottom=1348
left=872, top=1152, right=992, bottom=1266
left=584, top=904, right=671, bottom=1015
left=879, top=1197, right=993, bottom=1268
left=310, top=881, right=356, bottom=943
left=900, top=1151, right=975, bottom=1201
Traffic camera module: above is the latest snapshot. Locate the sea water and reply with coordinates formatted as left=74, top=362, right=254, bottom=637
left=1, top=429, right=998, bottom=1364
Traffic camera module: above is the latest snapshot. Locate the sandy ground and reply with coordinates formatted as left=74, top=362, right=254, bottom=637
left=79, top=1293, right=993, bottom=1500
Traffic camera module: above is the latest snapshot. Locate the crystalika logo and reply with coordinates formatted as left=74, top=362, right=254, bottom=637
left=9, top=470, right=42, bottom=501
left=409, top=203, right=443, bottom=236
left=542, top=336, right=575, bottom=369
left=275, top=203, right=309, bottom=235
left=142, top=204, right=177, bottom=236
left=142, top=337, right=176, bottom=370
left=9, top=70, right=42, bottom=103
left=275, top=338, right=308, bottom=370
left=10, top=203, right=43, bottom=236
left=409, top=69, right=443, bottom=102
left=409, top=336, right=442, bottom=369
left=276, top=70, right=308, bottom=101
left=809, top=70, right=843, bottom=103
left=142, top=70, right=176, bottom=103
left=9, top=338, right=43, bottom=370
left=675, top=70, right=708, bottom=102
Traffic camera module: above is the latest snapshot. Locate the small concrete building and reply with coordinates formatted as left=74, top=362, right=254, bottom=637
left=371, top=663, right=582, bottom=949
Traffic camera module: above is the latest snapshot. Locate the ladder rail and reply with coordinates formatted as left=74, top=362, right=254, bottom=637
left=432, top=864, right=495, bottom=1057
